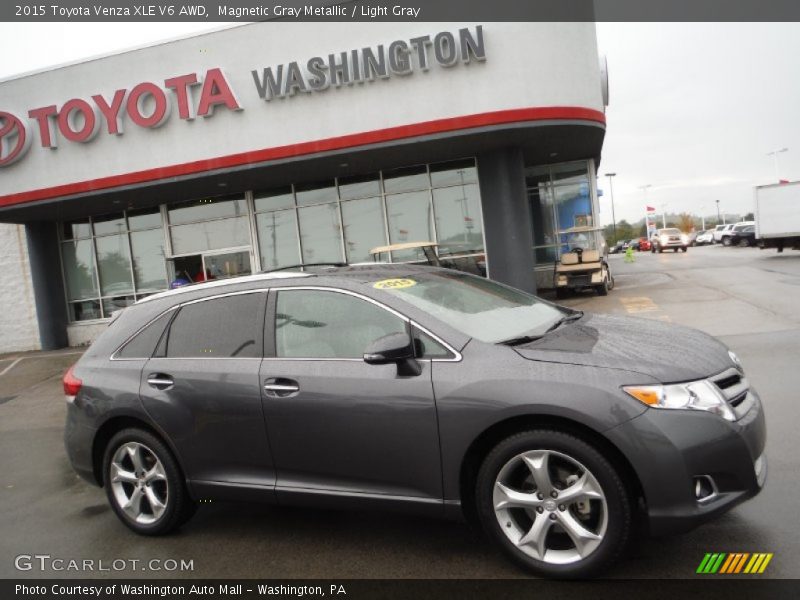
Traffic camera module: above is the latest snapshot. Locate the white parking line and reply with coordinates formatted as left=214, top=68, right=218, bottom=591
left=0, top=358, right=23, bottom=377
left=0, top=351, right=84, bottom=377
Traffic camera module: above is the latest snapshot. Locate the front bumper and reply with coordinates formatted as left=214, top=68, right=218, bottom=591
left=606, top=389, right=766, bottom=535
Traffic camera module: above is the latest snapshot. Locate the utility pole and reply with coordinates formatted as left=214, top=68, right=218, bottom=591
left=604, top=173, right=617, bottom=243
left=715, top=199, right=722, bottom=225
left=661, top=203, right=668, bottom=229
left=640, top=184, right=652, bottom=235
left=766, top=147, right=788, bottom=182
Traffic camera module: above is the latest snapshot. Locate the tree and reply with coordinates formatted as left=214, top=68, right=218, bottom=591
left=743, top=212, right=755, bottom=221
left=677, top=212, right=695, bottom=232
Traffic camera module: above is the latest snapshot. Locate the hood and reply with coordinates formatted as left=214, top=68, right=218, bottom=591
left=513, top=312, right=734, bottom=383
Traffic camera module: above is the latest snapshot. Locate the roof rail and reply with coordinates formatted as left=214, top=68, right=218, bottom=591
left=135, top=271, right=312, bottom=305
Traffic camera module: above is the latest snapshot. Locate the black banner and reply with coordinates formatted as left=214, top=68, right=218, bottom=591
left=3, top=0, right=800, bottom=22
left=4, top=579, right=800, bottom=600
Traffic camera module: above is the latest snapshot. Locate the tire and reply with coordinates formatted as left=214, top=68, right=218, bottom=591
left=722, top=237, right=731, bottom=247
left=682, top=247, right=688, bottom=252
left=555, top=288, right=570, bottom=300
left=476, top=430, right=631, bottom=579
left=658, top=247, right=663, bottom=253
left=102, top=428, right=195, bottom=535
left=596, top=278, right=609, bottom=296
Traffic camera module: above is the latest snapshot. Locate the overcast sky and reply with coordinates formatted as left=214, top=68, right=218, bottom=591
left=1, top=22, right=798, bottom=226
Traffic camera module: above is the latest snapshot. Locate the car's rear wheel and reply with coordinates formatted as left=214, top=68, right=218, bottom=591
left=103, top=428, right=195, bottom=535
left=476, top=430, right=631, bottom=578
left=722, top=237, right=732, bottom=246
left=681, top=247, right=688, bottom=252
left=658, top=247, right=663, bottom=253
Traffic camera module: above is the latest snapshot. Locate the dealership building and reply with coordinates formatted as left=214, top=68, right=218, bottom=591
left=0, top=22, right=608, bottom=353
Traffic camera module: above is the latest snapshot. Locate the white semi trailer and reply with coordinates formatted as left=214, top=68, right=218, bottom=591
left=755, top=181, right=800, bottom=252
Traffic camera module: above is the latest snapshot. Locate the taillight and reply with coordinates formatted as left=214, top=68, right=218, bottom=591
left=63, top=365, right=82, bottom=397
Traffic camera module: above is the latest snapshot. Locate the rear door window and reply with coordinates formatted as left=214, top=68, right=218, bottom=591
left=163, top=292, right=265, bottom=358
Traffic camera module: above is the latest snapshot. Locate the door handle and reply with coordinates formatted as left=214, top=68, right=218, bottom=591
left=263, top=378, right=299, bottom=397
left=147, top=373, right=174, bottom=390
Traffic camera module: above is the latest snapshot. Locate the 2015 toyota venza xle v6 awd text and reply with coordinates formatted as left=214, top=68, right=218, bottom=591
left=64, top=265, right=766, bottom=578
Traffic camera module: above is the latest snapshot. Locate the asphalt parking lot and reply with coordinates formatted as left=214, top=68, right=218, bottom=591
left=1, top=244, right=798, bottom=580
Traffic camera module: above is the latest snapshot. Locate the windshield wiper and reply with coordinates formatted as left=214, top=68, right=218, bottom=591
left=498, top=311, right=584, bottom=346
left=545, top=310, right=584, bottom=333
left=499, top=334, right=543, bottom=346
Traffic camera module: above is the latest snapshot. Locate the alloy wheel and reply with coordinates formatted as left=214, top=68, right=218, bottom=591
left=492, top=449, right=608, bottom=565
left=109, top=442, right=169, bottom=525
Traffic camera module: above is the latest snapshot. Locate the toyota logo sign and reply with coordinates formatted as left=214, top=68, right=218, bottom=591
left=0, top=111, right=30, bottom=167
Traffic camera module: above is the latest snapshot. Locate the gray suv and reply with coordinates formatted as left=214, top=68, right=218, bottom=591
left=64, top=265, right=766, bottom=578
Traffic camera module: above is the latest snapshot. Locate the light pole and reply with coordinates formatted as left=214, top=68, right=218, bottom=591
left=661, top=203, right=668, bottom=229
left=699, top=205, right=706, bottom=231
left=604, top=173, right=617, bottom=243
left=766, top=147, right=788, bottom=182
left=715, top=199, right=722, bottom=225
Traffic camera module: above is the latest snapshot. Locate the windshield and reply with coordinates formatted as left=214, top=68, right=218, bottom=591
left=660, top=229, right=682, bottom=235
left=373, top=271, right=564, bottom=343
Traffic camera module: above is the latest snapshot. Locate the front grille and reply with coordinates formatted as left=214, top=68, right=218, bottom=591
left=715, top=373, right=742, bottom=390
left=710, top=367, right=750, bottom=417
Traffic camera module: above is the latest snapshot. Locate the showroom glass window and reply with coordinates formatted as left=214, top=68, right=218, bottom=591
left=59, top=208, right=167, bottom=321
left=526, top=161, right=598, bottom=265
left=253, top=158, right=485, bottom=270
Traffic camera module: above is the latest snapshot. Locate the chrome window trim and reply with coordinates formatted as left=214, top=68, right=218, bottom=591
left=111, top=285, right=463, bottom=363
left=110, top=289, right=267, bottom=361
left=109, top=306, right=179, bottom=361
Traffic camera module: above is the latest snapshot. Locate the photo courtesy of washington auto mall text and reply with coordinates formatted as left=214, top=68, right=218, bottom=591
left=2, top=0, right=800, bottom=599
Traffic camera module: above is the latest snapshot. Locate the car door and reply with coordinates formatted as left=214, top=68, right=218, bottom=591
left=260, top=287, right=443, bottom=507
left=139, top=290, right=276, bottom=499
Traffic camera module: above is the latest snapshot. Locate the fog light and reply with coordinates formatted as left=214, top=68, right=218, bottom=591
left=754, top=454, right=767, bottom=488
left=694, top=475, right=717, bottom=503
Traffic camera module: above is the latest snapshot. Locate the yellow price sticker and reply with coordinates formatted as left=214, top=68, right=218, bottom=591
left=373, top=278, right=417, bottom=290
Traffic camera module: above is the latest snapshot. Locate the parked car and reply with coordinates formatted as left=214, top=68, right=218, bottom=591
left=686, top=231, right=699, bottom=246
left=63, top=265, right=766, bottom=579
left=637, top=237, right=651, bottom=252
left=712, top=224, right=734, bottom=244
left=727, top=224, right=757, bottom=247
left=695, top=230, right=714, bottom=246
left=609, top=240, right=625, bottom=254
left=650, top=228, right=689, bottom=253
left=720, top=222, right=756, bottom=246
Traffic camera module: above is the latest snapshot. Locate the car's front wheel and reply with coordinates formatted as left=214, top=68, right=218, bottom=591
left=476, top=430, right=631, bottom=578
left=103, top=428, right=195, bottom=535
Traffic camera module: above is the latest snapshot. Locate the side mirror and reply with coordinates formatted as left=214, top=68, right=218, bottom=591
left=364, top=333, right=421, bottom=376
left=364, top=333, right=415, bottom=364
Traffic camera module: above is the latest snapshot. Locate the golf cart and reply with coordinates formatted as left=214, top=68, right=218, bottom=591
left=369, top=241, right=486, bottom=276
left=553, top=226, right=614, bottom=298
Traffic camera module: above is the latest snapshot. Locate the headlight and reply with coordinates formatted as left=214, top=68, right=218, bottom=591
left=660, top=235, right=668, bottom=244
left=681, top=234, right=688, bottom=244
left=623, top=380, right=735, bottom=421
